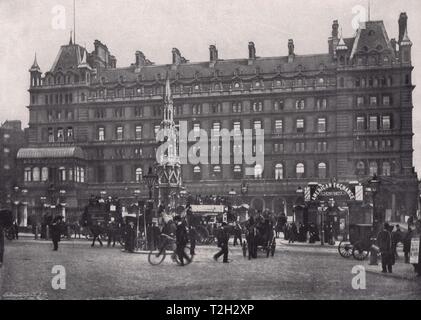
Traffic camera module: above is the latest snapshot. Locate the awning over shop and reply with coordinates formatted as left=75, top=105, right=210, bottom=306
left=17, top=147, right=85, bottom=160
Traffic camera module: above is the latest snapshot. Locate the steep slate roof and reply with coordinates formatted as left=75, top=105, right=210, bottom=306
left=350, top=21, right=394, bottom=59
left=93, top=53, right=335, bottom=84
left=17, top=147, right=85, bottom=159
left=50, top=44, right=85, bottom=73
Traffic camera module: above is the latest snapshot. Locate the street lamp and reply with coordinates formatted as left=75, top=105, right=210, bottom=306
left=370, top=175, right=380, bottom=232
left=319, top=201, right=327, bottom=246
left=133, top=189, right=144, bottom=250
left=59, top=190, right=66, bottom=221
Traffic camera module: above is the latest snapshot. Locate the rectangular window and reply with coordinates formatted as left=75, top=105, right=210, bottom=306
left=295, top=142, right=305, bottom=152
left=273, top=100, right=284, bottom=111
left=57, top=128, right=64, bottom=142
left=212, top=122, right=221, bottom=137
left=192, top=104, right=202, bottom=115
left=233, top=121, right=241, bottom=135
left=134, top=106, right=143, bottom=117
left=357, top=96, right=364, bottom=106
left=48, top=128, right=54, bottom=143
left=213, top=103, right=223, bottom=113
left=369, top=116, right=378, bottom=131
left=67, top=127, right=73, bottom=140
left=116, top=126, right=124, bottom=140
left=296, top=119, right=304, bottom=133
left=135, top=125, right=142, bottom=140
left=154, top=125, right=161, bottom=137
left=370, top=96, right=378, bottom=106
left=317, top=118, right=327, bottom=133
left=356, top=116, right=366, bottom=130
left=274, top=120, right=283, bottom=133
left=98, top=127, right=105, bottom=141
left=252, top=101, right=263, bottom=112
left=253, top=120, right=262, bottom=130
left=382, top=95, right=391, bottom=106
left=115, top=166, right=124, bottom=183
left=273, top=143, right=284, bottom=153
left=193, top=123, right=201, bottom=138
left=382, top=115, right=391, bottom=130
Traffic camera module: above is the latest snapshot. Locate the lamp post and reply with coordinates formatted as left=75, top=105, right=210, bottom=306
left=142, top=166, right=158, bottom=249
left=370, top=175, right=380, bottom=233
left=133, top=189, right=144, bottom=250
left=59, top=189, right=66, bottom=221
left=12, top=186, right=19, bottom=224
left=319, top=201, right=327, bottom=246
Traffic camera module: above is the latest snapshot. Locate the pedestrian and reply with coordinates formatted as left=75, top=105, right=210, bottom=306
left=214, top=222, right=229, bottom=263
left=91, top=222, right=103, bottom=247
left=289, top=223, right=297, bottom=244
left=233, top=222, right=242, bottom=246
left=175, top=216, right=190, bottom=266
left=246, top=217, right=257, bottom=259
left=51, top=216, right=63, bottom=251
left=391, top=224, right=403, bottom=260
left=107, top=220, right=117, bottom=247
left=403, top=226, right=413, bottom=264
left=377, top=222, right=394, bottom=273
left=124, top=222, right=136, bottom=253
left=188, top=226, right=197, bottom=256
left=13, top=221, right=19, bottom=240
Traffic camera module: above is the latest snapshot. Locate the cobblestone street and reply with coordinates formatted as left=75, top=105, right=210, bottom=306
left=1, top=239, right=420, bottom=300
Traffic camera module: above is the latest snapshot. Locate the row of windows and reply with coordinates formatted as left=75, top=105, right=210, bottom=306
left=24, top=166, right=86, bottom=183
left=356, top=95, right=393, bottom=107
left=355, top=139, right=394, bottom=151
left=190, top=163, right=329, bottom=180
left=48, top=127, right=73, bottom=142
left=356, top=161, right=394, bottom=177
left=356, top=114, right=393, bottom=131
left=47, top=109, right=74, bottom=121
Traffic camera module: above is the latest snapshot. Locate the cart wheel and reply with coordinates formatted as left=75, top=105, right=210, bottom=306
left=338, top=241, right=353, bottom=258
left=148, top=249, right=166, bottom=265
left=352, top=241, right=369, bottom=260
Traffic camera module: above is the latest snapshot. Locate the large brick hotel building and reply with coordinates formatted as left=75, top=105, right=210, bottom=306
left=17, top=13, right=418, bottom=228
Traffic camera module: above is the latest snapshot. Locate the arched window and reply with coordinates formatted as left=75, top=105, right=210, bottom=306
left=32, top=167, right=40, bottom=182
left=41, top=167, right=49, bottom=181
left=296, top=163, right=305, bottom=179
left=59, top=167, right=66, bottom=182
left=369, top=161, right=378, bottom=176
left=318, top=162, right=327, bottom=179
left=254, top=164, right=263, bottom=179
left=135, top=168, right=143, bottom=182
left=275, top=164, right=283, bottom=180
left=356, top=161, right=365, bottom=175
left=24, top=167, right=32, bottom=182
left=382, top=162, right=391, bottom=176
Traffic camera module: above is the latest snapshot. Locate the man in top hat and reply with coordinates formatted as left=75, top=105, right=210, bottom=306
left=377, top=222, right=394, bottom=273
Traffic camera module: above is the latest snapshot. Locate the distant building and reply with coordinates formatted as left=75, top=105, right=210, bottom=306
left=18, top=13, right=418, bottom=226
left=0, top=121, right=26, bottom=220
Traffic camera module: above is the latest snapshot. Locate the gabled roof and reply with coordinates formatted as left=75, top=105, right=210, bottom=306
left=17, top=147, right=85, bottom=160
left=50, top=44, right=85, bottom=73
left=350, top=21, right=394, bottom=59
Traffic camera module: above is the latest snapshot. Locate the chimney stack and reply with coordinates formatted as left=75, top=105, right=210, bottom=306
left=398, top=12, right=408, bottom=44
left=288, top=39, right=295, bottom=63
left=209, top=45, right=218, bottom=62
left=332, top=20, right=339, bottom=39
left=248, top=42, right=256, bottom=59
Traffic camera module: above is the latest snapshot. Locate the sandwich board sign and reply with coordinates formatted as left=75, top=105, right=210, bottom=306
left=410, top=237, right=420, bottom=264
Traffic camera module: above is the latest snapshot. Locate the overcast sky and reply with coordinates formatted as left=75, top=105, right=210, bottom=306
left=0, top=0, right=420, bottom=172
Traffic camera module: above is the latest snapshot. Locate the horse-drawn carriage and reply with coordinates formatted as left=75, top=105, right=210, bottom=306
left=338, top=224, right=376, bottom=260
left=242, top=217, right=276, bottom=258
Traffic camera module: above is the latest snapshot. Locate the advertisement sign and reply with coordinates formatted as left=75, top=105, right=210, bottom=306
left=190, top=205, right=225, bottom=214
left=410, top=237, right=420, bottom=264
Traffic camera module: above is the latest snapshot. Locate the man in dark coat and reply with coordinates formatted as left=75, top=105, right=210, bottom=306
left=289, top=223, right=297, bottom=244
left=377, top=223, right=394, bottom=273
left=214, top=222, right=229, bottom=263
left=124, top=222, right=136, bottom=253
left=175, top=217, right=191, bottom=266
left=91, top=222, right=103, bottom=247
left=51, top=216, right=63, bottom=251
left=391, top=225, right=403, bottom=260
left=403, top=226, right=413, bottom=264
left=246, top=217, right=257, bottom=259
left=233, top=222, right=242, bottom=246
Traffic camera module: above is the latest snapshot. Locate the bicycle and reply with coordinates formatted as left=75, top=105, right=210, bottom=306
left=148, top=234, right=192, bottom=266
